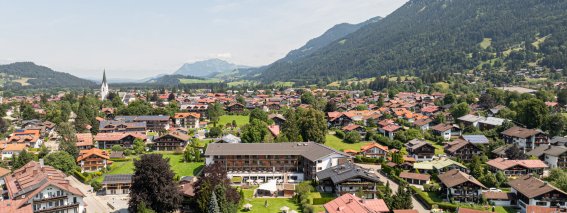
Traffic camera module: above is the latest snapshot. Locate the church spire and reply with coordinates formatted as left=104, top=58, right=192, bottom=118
left=102, top=69, right=107, bottom=84
left=100, top=70, right=109, bottom=101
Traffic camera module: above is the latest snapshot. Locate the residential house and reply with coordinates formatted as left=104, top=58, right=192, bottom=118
left=482, top=191, right=515, bottom=207
left=1, top=144, right=27, bottom=160
left=76, top=148, right=112, bottom=172
left=501, top=126, right=549, bottom=152
left=379, top=124, right=401, bottom=140
left=413, top=158, right=468, bottom=174
left=267, top=125, right=280, bottom=138
left=444, top=139, right=483, bottom=161
left=413, top=118, right=433, bottom=131
left=114, top=115, right=170, bottom=131
left=359, top=143, right=389, bottom=158
left=317, top=163, right=382, bottom=199
left=98, top=120, right=147, bottom=133
left=431, top=123, right=461, bottom=140
left=437, top=169, right=487, bottom=203
left=486, top=158, right=548, bottom=177
left=172, top=112, right=201, bottom=129
left=268, top=114, right=286, bottom=126
left=461, top=135, right=490, bottom=145
left=327, top=112, right=353, bottom=128
left=342, top=124, right=366, bottom=139
left=153, top=132, right=190, bottom=151
left=216, top=134, right=241, bottom=143
left=527, top=145, right=567, bottom=169
left=94, top=132, right=147, bottom=149
left=457, top=114, right=484, bottom=128
left=101, top=174, right=132, bottom=195
left=7, top=129, right=43, bottom=148
left=0, top=161, right=85, bottom=212
left=324, top=193, right=389, bottom=213
left=399, top=172, right=430, bottom=185
left=226, top=103, right=245, bottom=113
left=76, top=133, right=94, bottom=150
left=204, top=142, right=351, bottom=181
left=478, top=117, right=505, bottom=130
left=509, top=175, right=567, bottom=211
left=405, top=139, right=436, bottom=162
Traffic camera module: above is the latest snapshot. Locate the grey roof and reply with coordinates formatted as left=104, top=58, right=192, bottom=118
left=492, top=144, right=514, bottom=156
left=204, top=142, right=350, bottom=161
left=102, top=174, right=132, bottom=184
left=551, top=136, right=567, bottom=145
left=462, top=135, right=489, bottom=144
left=458, top=114, right=484, bottom=123
left=479, top=117, right=505, bottom=126
left=217, top=134, right=241, bottom=143
left=115, top=115, right=170, bottom=121
left=316, top=163, right=381, bottom=184
left=542, top=145, right=567, bottom=157
left=526, top=144, right=550, bottom=157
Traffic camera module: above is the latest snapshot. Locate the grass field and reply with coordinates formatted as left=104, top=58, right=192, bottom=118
left=532, top=34, right=550, bottom=49
left=179, top=78, right=221, bottom=84
left=14, top=77, right=33, bottom=86
left=426, top=140, right=445, bottom=155
left=272, top=81, right=294, bottom=87
left=479, top=38, right=492, bottom=49
left=324, top=134, right=372, bottom=152
left=238, top=188, right=300, bottom=213
left=219, top=115, right=250, bottom=127
left=495, top=206, right=518, bottom=213
left=227, top=80, right=256, bottom=87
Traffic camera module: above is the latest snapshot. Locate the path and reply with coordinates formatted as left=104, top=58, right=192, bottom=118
left=356, top=164, right=430, bottom=213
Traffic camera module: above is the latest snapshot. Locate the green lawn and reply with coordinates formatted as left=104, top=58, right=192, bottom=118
left=479, top=38, right=492, bottom=49
left=219, top=115, right=250, bottom=127
left=179, top=78, right=221, bottom=84
left=426, top=140, right=445, bottom=155
left=238, top=188, right=300, bottom=213
left=324, top=134, right=371, bottom=152
left=495, top=206, right=519, bottom=213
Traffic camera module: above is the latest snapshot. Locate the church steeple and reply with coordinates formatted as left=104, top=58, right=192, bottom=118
left=102, top=69, right=107, bottom=85
left=100, top=70, right=109, bottom=101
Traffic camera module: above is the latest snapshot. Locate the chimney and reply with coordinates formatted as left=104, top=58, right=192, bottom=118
left=39, top=158, right=44, bottom=168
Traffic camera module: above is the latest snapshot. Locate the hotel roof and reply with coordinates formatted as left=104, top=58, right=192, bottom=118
left=205, top=142, right=350, bottom=162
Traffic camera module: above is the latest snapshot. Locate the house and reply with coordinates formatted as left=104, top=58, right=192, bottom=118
left=413, top=118, right=432, bottom=131
left=457, top=114, right=484, bottom=128
left=98, top=120, right=147, bottom=133
left=109, top=151, right=125, bottom=159
left=501, top=126, right=549, bottom=152
left=101, top=174, right=132, bottom=195
left=94, top=132, right=147, bottom=149
left=486, top=158, right=548, bottom=177
left=153, top=132, right=190, bottom=151
left=437, top=169, right=486, bottom=203
left=461, top=135, right=490, bottom=145
left=267, top=125, right=280, bottom=138
left=1, top=144, right=27, bottom=160
left=328, top=113, right=353, bottom=128
left=268, top=114, right=286, bottom=126
left=7, top=129, right=43, bottom=148
left=478, top=117, right=505, bottom=130
left=342, top=124, right=366, bottom=138
left=1, top=161, right=85, bottom=212
left=316, top=163, right=382, bottom=199
left=172, top=112, right=201, bottom=129
left=226, top=103, right=245, bottom=113
left=526, top=145, right=567, bottom=169
left=379, top=124, right=401, bottom=140
left=482, top=191, right=515, bottom=206
left=431, top=123, right=461, bottom=140
left=444, top=139, right=482, bottom=161
left=399, top=172, right=430, bottom=185
left=526, top=205, right=564, bottom=213
left=216, top=134, right=241, bottom=143
left=76, top=148, right=112, bottom=172
left=76, top=133, right=94, bottom=150
left=324, top=193, right=389, bottom=213
left=456, top=208, right=491, bottom=213
left=492, top=144, right=515, bottom=158
left=359, top=143, right=389, bottom=158
left=413, top=158, right=468, bottom=174
left=405, top=139, right=436, bottom=162
left=204, top=142, right=351, bottom=181
left=114, top=115, right=170, bottom=131
left=508, top=175, right=567, bottom=211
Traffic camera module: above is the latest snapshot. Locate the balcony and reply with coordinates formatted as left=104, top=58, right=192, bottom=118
left=33, top=195, right=67, bottom=203
left=36, top=202, right=80, bottom=213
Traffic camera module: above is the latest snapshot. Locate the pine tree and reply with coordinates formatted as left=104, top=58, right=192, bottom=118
left=208, top=192, right=220, bottom=213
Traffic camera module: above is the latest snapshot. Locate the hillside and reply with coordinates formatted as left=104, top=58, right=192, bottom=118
left=257, top=0, right=567, bottom=84
left=174, top=59, right=250, bottom=77
left=146, top=74, right=221, bottom=85
left=0, top=62, right=96, bottom=88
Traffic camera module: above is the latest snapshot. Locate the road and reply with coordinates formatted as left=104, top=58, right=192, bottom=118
left=356, top=164, right=430, bottom=213
left=66, top=176, right=111, bottom=213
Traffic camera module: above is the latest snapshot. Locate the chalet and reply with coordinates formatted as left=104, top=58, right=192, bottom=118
left=101, top=107, right=115, bottom=118
left=328, top=112, right=353, bottom=128
left=444, top=139, right=482, bottom=161
left=172, top=112, right=201, bottom=129
left=359, top=143, right=388, bottom=158
left=216, top=134, right=241, bottom=143
left=509, top=175, right=567, bottom=211
left=342, top=124, right=366, bottom=138
left=457, top=114, right=484, bottom=128
left=1, top=144, right=27, bottom=160
left=478, top=117, right=505, bottom=130
left=1, top=161, right=85, bottom=212
left=114, top=115, right=170, bottom=131
left=486, top=158, right=548, bottom=177
left=405, top=139, right=435, bottom=162
left=268, top=114, right=286, bottom=126
left=267, top=125, right=280, bottom=138
left=316, top=163, right=382, bottom=199
left=399, top=172, right=430, bottom=185
left=461, top=135, right=490, bottom=145
left=101, top=174, right=132, bottom=195
left=7, top=129, right=42, bottom=148
left=527, top=145, right=567, bottom=169
left=501, top=126, right=549, bottom=152
left=420, top=105, right=439, bottom=116
left=226, top=103, right=245, bottom=113
left=76, top=148, right=112, bottom=172
left=153, top=132, right=190, bottom=151
left=413, top=158, right=468, bottom=174
left=437, top=169, right=486, bottom=203
left=98, top=120, right=147, bottom=133
left=76, top=133, right=94, bottom=150
left=181, top=104, right=208, bottom=117
left=379, top=124, right=401, bottom=140
left=482, top=191, right=515, bottom=207
left=324, top=193, right=389, bottom=213
left=94, top=132, right=147, bottom=149
left=431, top=123, right=461, bottom=140
left=265, top=102, right=281, bottom=111
left=413, top=118, right=432, bottom=131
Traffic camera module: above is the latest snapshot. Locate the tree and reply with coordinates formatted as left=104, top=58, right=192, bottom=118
left=207, top=103, right=225, bottom=125
left=133, top=138, right=146, bottom=154
left=300, top=91, right=316, bottom=105
left=249, top=108, right=269, bottom=123
left=38, top=144, right=50, bottom=159
left=137, top=202, right=156, bottom=213
left=443, top=93, right=457, bottom=105
left=515, top=98, right=548, bottom=128
left=450, top=102, right=470, bottom=120
left=542, top=114, right=567, bottom=137
left=480, top=171, right=498, bottom=187
left=208, top=192, right=221, bottom=213
left=168, top=93, right=176, bottom=101
left=391, top=184, right=413, bottom=209
left=282, top=109, right=302, bottom=142
left=112, top=145, right=125, bottom=152
left=324, top=100, right=337, bottom=112
left=505, top=145, right=527, bottom=160
left=44, top=151, right=78, bottom=174
left=478, top=93, right=496, bottom=109
left=193, top=163, right=241, bottom=213
left=208, top=126, right=222, bottom=138
left=58, top=122, right=79, bottom=157
left=298, top=108, right=327, bottom=143
left=558, top=89, right=567, bottom=106
left=12, top=149, right=34, bottom=169
left=241, top=119, right=268, bottom=143
left=344, top=132, right=361, bottom=144
left=129, top=154, right=181, bottom=213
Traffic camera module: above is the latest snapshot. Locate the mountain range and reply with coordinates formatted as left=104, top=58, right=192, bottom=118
left=0, top=62, right=95, bottom=88
left=173, top=58, right=250, bottom=77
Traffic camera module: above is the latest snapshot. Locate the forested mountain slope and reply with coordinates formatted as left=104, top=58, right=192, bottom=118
left=0, top=62, right=95, bottom=88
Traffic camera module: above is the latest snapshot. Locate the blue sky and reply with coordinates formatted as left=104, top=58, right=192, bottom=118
left=0, top=0, right=407, bottom=79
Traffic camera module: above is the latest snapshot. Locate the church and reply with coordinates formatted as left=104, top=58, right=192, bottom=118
left=100, top=70, right=109, bottom=100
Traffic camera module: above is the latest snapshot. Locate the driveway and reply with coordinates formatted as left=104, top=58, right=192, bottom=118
left=66, top=176, right=112, bottom=213
left=356, top=163, right=430, bottom=213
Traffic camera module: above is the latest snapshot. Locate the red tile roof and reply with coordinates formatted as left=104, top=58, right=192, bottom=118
left=486, top=158, right=548, bottom=170
left=324, top=193, right=389, bottom=213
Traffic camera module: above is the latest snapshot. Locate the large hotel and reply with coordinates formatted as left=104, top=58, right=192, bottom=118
left=204, top=142, right=352, bottom=182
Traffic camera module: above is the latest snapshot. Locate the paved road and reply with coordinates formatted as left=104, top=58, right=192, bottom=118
left=66, top=176, right=111, bottom=213
left=356, top=164, right=430, bottom=213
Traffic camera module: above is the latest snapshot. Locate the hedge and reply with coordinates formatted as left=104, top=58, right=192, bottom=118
left=312, top=197, right=335, bottom=205
left=73, top=170, right=88, bottom=182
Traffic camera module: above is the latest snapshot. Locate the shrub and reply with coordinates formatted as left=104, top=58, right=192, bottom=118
left=344, top=132, right=361, bottom=143
left=335, top=130, right=345, bottom=139
left=312, top=197, right=335, bottom=205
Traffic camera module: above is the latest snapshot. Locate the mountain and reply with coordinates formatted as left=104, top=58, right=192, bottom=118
left=257, top=0, right=567, bottom=84
left=0, top=62, right=96, bottom=88
left=173, top=59, right=250, bottom=77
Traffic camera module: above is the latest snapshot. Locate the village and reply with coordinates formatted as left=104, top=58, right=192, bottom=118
left=0, top=72, right=566, bottom=213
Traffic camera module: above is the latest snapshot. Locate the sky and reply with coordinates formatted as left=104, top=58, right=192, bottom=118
left=0, top=0, right=407, bottom=79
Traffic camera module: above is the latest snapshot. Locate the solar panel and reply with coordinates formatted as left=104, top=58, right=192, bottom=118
left=462, top=135, right=489, bottom=144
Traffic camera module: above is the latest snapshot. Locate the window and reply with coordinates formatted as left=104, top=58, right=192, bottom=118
left=536, top=201, right=547, bottom=206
